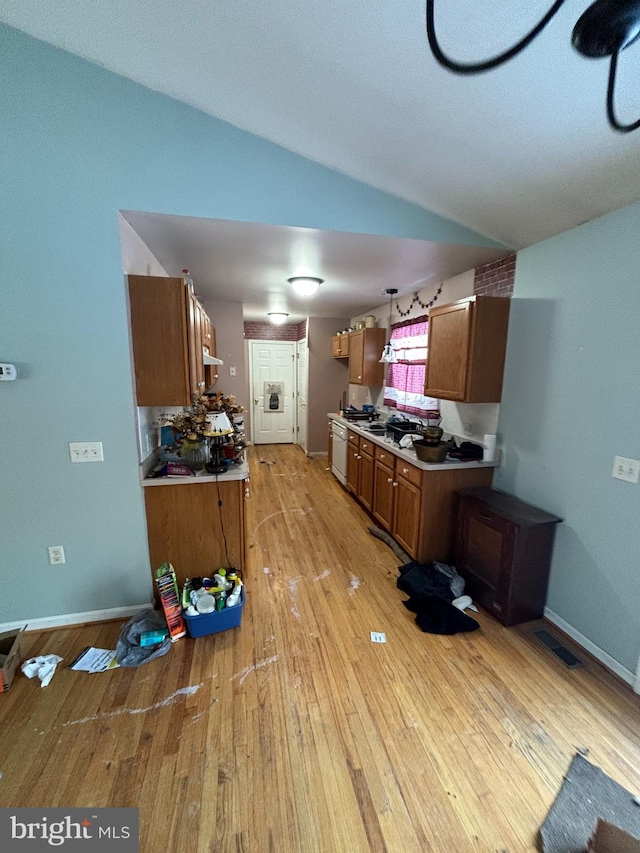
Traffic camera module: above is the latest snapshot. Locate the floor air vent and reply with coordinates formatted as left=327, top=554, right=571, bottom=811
left=533, top=629, right=584, bottom=669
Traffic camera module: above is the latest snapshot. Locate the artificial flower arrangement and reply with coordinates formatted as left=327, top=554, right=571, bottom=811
left=162, top=394, right=245, bottom=441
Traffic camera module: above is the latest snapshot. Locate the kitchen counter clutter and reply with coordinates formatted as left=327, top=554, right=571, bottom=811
left=328, top=414, right=499, bottom=472
left=142, top=459, right=249, bottom=486
left=328, top=412, right=497, bottom=564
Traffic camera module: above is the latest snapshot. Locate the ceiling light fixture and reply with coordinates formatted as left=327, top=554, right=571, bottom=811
left=426, top=0, right=640, bottom=133
left=288, top=276, right=323, bottom=296
left=267, top=312, right=290, bottom=325
left=379, top=289, right=399, bottom=364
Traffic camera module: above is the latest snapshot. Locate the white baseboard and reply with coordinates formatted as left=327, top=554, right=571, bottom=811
left=544, top=608, right=636, bottom=690
left=0, top=603, right=153, bottom=634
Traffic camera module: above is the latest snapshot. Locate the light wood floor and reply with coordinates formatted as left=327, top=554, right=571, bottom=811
left=1, top=444, right=639, bottom=852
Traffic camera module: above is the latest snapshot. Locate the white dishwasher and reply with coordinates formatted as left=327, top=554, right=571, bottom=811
left=331, top=420, right=348, bottom=486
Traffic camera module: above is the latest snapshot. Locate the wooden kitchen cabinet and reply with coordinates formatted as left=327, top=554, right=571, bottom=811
left=332, top=334, right=350, bottom=358
left=128, top=274, right=215, bottom=406
left=346, top=431, right=375, bottom=510
left=348, top=328, right=386, bottom=386
left=453, top=487, right=562, bottom=626
left=369, top=444, right=494, bottom=562
left=424, top=295, right=510, bottom=403
left=357, top=436, right=375, bottom=512
left=144, top=480, right=247, bottom=591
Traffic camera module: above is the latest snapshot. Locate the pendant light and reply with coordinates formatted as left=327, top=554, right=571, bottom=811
left=379, top=288, right=398, bottom=364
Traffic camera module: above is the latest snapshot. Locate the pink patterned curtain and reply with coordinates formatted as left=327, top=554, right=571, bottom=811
left=383, top=317, right=440, bottom=418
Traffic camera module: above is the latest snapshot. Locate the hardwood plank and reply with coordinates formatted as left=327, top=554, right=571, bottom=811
left=1, top=444, right=639, bottom=853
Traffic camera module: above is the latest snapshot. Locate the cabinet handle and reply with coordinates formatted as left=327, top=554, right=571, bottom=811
left=478, top=513, right=493, bottom=521
left=380, top=454, right=386, bottom=459
left=392, top=481, right=398, bottom=488
left=402, top=467, right=409, bottom=474
left=357, top=455, right=362, bottom=460
left=387, top=477, right=393, bottom=483
left=244, top=489, right=250, bottom=499
left=358, top=375, right=362, bottom=379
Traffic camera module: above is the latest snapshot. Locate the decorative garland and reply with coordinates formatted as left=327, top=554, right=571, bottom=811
left=396, top=284, right=443, bottom=317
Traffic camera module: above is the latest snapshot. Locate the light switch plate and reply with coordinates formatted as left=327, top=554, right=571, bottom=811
left=612, top=456, right=640, bottom=483
left=69, top=441, right=104, bottom=463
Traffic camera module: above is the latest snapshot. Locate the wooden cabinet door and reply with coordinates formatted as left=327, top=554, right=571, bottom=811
left=186, top=290, right=205, bottom=399
left=392, top=474, right=421, bottom=558
left=358, top=448, right=374, bottom=512
left=349, top=331, right=364, bottom=383
left=373, top=458, right=394, bottom=529
left=332, top=335, right=343, bottom=357
left=346, top=440, right=359, bottom=493
left=424, top=301, right=472, bottom=401
left=128, top=275, right=191, bottom=406
left=144, top=481, right=245, bottom=590
left=340, top=334, right=349, bottom=357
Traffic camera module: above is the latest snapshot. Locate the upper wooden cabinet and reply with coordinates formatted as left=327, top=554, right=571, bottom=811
left=332, top=334, right=349, bottom=358
left=424, top=295, right=510, bottom=403
left=128, top=275, right=214, bottom=406
left=348, top=328, right=386, bottom=386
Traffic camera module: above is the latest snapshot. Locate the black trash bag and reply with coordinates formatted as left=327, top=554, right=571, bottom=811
left=115, top=608, right=172, bottom=667
left=397, top=560, right=454, bottom=602
left=405, top=596, right=480, bottom=635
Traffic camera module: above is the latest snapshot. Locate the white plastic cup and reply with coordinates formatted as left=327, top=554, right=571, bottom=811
left=483, top=434, right=497, bottom=462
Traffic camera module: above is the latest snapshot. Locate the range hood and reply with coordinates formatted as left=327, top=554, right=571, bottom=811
left=203, top=351, right=224, bottom=366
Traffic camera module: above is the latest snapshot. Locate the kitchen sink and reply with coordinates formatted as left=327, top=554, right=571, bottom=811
left=386, top=421, right=423, bottom=442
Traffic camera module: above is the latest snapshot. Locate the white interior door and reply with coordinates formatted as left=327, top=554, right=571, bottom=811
left=296, top=339, right=308, bottom=452
left=250, top=340, right=295, bottom=445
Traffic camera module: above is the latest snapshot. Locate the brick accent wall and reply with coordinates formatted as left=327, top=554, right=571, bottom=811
left=473, top=253, right=516, bottom=297
left=244, top=321, right=305, bottom=341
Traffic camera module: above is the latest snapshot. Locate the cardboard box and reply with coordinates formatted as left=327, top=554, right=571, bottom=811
left=0, top=626, right=26, bottom=694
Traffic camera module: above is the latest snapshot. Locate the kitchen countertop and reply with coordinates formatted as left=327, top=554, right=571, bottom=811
left=141, top=458, right=249, bottom=486
left=328, top=413, right=500, bottom=472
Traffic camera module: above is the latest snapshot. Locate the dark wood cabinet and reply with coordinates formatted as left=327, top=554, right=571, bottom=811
left=454, top=487, right=562, bottom=627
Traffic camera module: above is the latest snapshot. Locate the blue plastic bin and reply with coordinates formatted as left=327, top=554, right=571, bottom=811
left=183, top=587, right=245, bottom=638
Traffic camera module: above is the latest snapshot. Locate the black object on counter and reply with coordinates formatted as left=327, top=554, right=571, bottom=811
left=447, top=440, right=484, bottom=460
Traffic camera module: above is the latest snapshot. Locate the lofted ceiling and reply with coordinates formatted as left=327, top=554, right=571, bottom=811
left=3, top=1, right=640, bottom=252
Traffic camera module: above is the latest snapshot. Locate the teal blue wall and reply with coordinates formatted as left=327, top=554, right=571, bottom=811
left=0, top=25, right=501, bottom=623
left=495, top=202, right=640, bottom=674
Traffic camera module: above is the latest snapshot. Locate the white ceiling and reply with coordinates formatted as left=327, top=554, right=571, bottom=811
left=122, top=211, right=504, bottom=322
left=3, top=1, right=640, bottom=251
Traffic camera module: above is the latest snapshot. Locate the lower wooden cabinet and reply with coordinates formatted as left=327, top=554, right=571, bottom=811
left=144, top=480, right=247, bottom=591
left=453, top=487, right=562, bottom=626
left=346, top=433, right=375, bottom=511
left=368, top=444, right=493, bottom=563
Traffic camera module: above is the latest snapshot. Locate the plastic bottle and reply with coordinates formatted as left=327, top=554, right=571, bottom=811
left=214, top=569, right=232, bottom=591
left=226, top=580, right=243, bottom=608
left=182, top=268, right=194, bottom=292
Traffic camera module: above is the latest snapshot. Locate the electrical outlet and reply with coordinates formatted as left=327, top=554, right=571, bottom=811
left=48, top=545, right=65, bottom=565
left=229, top=366, right=236, bottom=377
left=69, top=441, right=104, bottom=463
left=463, top=422, right=474, bottom=435
left=612, top=456, right=640, bottom=483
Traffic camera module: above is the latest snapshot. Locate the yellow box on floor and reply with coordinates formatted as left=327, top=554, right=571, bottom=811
left=0, top=626, right=25, bottom=693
